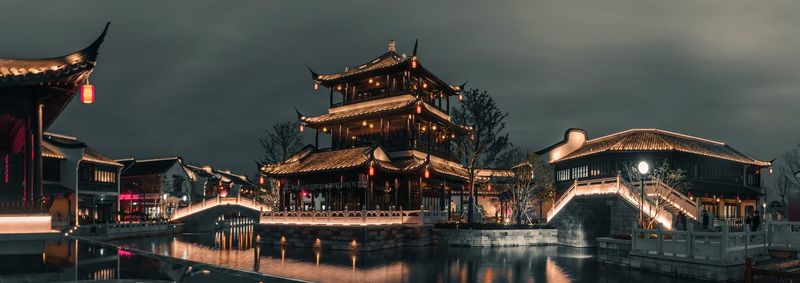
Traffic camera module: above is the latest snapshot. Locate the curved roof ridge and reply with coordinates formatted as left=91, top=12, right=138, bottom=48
left=0, top=22, right=109, bottom=71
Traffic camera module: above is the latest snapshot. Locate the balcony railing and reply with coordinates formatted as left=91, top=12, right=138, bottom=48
left=330, top=89, right=450, bottom=114
left=260, top=209, right=448, bottom=226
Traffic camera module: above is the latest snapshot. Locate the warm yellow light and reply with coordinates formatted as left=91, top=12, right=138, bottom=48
left=369, top=124, right=374, bottom=129
left=422, top=83, right=427, bottom=89
left=362, top=120, right=367, bottom=126
left=432, top=125, right=437, bottom=130
left=369, top=78, right=373, bottom=83
left=80, top=84, right=95, bottom=104
left=322, top=127, right=328, bottom=132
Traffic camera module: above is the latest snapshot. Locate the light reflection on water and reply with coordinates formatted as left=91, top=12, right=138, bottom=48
left=114, top=225, right=708, bottom=283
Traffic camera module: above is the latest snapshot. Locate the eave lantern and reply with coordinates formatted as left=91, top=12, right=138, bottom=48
left=259, top=175, right=265, bottom=185
left=368, top=161, right=375, bottom=176
left=80, top=78, right=95, bottom=104
left=299, top=124, right=305, bottom=132
left=416, top=103, right=422, bottom=114
left=411, top=57, right=418, bottom=69
left=314, top=82, right=319, bottom=91
left=424, top=165, right=431, bottom=179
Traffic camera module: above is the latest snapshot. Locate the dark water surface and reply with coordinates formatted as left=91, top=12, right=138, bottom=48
left=0, top=236, right=259, bottom=282
left=110, top=225, right=707, bottom=283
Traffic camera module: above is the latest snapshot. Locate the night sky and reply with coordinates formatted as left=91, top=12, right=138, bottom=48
left=2, top=1, right=799, bottom=182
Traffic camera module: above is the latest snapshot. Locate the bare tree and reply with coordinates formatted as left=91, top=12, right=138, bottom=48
left=258, top=121, right=304, bottom=166
left=778, top=145, right=800, bottom=201
left=622, top=160, right=689, bottom=229
left=452, top=88, right=511, bottom=223
left=506, top=150, right=555, bottom=224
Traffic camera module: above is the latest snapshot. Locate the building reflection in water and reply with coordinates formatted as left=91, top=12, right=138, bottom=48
left=111, top=226, right=709, bottom=283
left=112, top=226, right=587, bottom=283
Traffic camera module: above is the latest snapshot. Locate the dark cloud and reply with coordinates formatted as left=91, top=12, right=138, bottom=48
left=2, top=1, right=799, bottom=179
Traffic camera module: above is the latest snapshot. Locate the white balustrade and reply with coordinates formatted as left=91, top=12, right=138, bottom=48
left=631, top=221, right=768, bottom=264
left=259, top=209, right=447, bottom=226
left=767, top=221, right=800, bottom=250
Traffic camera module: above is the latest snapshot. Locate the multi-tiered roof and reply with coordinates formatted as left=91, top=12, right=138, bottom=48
left=263, top=40, right=471, bottom=182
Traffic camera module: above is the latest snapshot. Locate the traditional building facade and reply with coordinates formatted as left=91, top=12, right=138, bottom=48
left=42, top=133, right=122, bottom=226
left=539, top=128, right=771, bottom=221
left=261, top=40, right=473, bottom=213
left=118, top=156, right=256, bottom=221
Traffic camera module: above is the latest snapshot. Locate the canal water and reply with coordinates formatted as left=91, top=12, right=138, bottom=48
left=107, top=225, right=706, bottom=283
left=0, top=225, right=709, bottom=282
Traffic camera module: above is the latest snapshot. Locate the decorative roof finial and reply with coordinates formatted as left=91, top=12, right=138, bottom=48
left=388, top=40, right=397, bottom=52
left=412, top=39, right=418, bottom=56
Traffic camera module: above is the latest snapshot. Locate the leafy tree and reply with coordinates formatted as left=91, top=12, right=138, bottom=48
left=452, top=88, right=511, bottom=223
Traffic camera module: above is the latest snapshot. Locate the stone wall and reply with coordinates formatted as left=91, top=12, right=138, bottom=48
left=597, top=237, right=746, bottom=282
left=609, top=199, right=638, bottom=237
left=432, top=229, right=557, bottom=247
left=597, top=237, right=632, bottom=266
left=255, top=224, right=431, bottom=251
left=630, top=253, right=745, bottom=281
left=553, top=197, right=613, bottom=247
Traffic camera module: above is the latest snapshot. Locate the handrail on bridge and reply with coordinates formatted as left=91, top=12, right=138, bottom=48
left=546, top=176, right=684, bottom=230
left=169, top=195, right=270, bottom=221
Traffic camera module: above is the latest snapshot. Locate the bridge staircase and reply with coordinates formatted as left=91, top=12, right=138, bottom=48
left=546, top=176, right=698, bottom=230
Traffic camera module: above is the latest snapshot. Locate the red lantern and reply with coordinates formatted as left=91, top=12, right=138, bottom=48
left=80, top=84, right=95, bottom=104
left=259, top=175, right=265, bottom=185
left=299, top=124, right=305, bottom=132
left=424, top=166, right=430, bottom=179
left=368, top=162, right=375, bottom=176
left=488, top=184, right=492, bottom=191
left=470, top=134, right=475, bottom=141
left=458, top=93, right=463, bottom=101
left=314, top=82, right=319, bottom=91
left=411, top=58, right=417, bottom=68
left=416, top=105, right=422, bottom=114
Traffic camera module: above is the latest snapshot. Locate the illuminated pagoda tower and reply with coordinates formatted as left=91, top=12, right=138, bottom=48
left=261, top=40, right=471, bottom=212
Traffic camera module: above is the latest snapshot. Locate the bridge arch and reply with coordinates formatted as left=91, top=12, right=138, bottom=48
left=170, top=197, right=269, bottom=232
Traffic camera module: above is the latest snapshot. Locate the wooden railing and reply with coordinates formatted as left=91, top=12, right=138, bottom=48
left=631, top=221, right=768, bottom=265
left=0, top=200, right=49, bottom=215
left=260, top=209, right=448, bottom=226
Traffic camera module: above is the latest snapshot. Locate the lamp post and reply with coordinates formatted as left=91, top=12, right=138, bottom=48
left=637, top=161, right=650, bottom=228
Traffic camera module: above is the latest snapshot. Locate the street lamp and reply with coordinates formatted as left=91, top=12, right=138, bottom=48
left=637, top=161, right=650, bottom=228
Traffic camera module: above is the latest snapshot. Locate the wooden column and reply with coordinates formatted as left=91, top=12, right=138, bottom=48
left=407, top=180, right=412, bottom=209
left=33, top=101, right=42, bottom=200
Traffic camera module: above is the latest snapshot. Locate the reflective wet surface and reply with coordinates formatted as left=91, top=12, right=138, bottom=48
left=111, top=225, right=708, bottom=283
left=0, top=236, right=262, bottom=282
